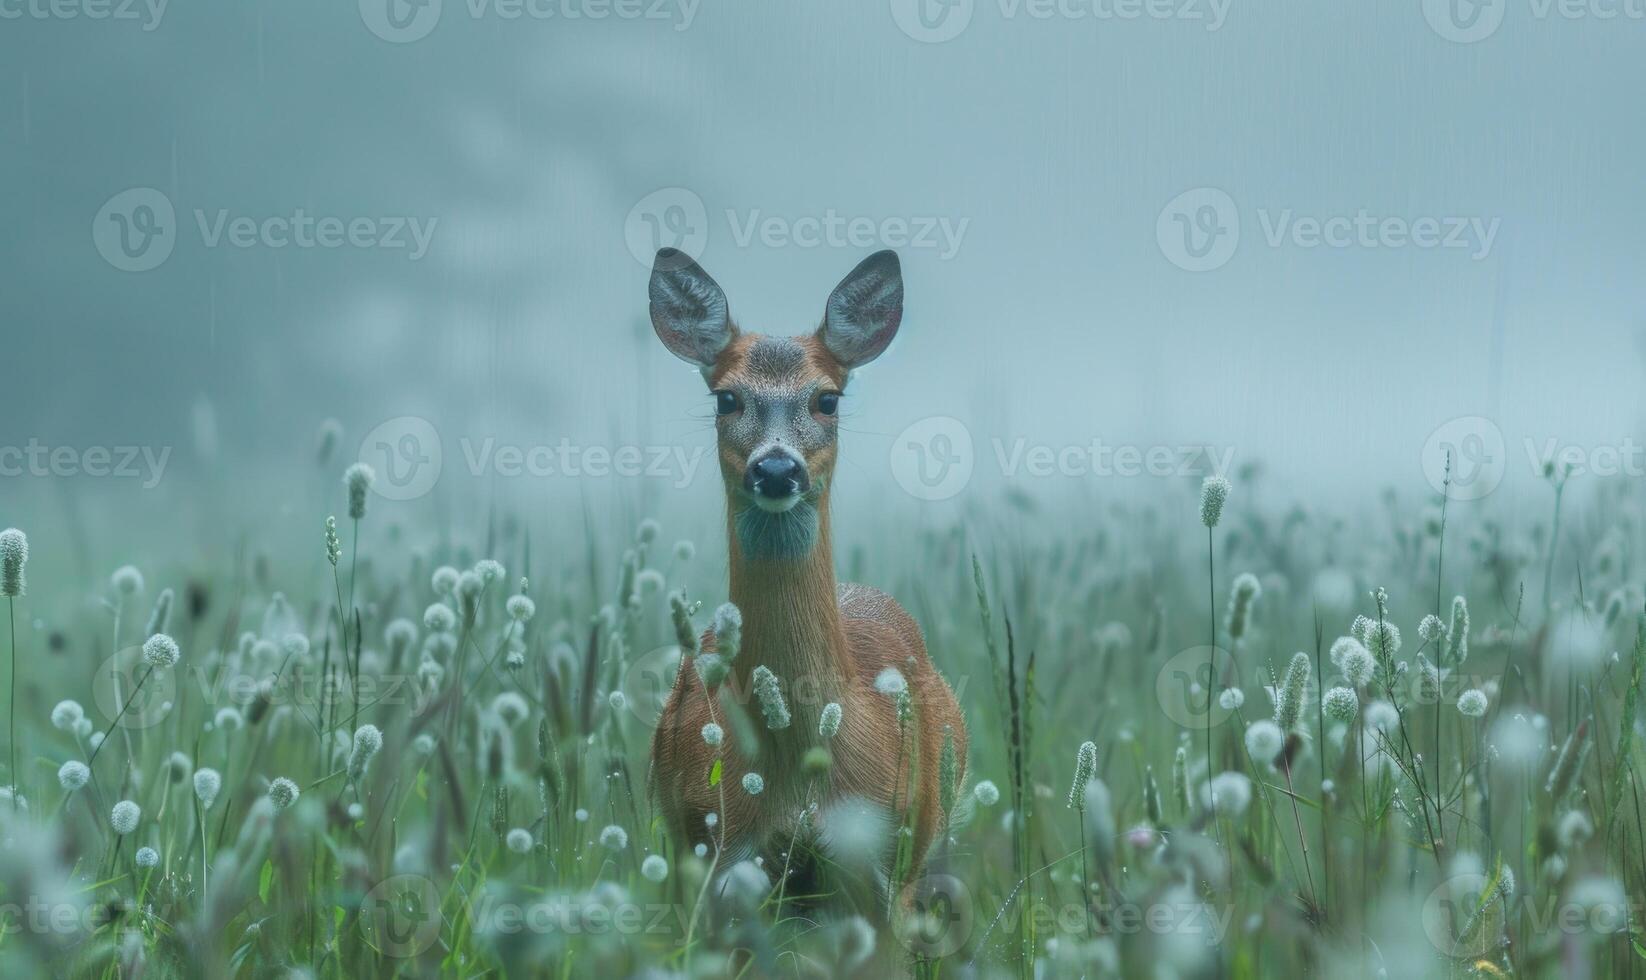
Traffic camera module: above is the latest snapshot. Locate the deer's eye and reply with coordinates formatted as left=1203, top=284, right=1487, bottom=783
left=816, top=392, right=840, bottom=417
left=715, top=390, right=741, bottom=416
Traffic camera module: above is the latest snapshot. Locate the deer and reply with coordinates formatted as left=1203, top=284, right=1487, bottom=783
left=645, top=247, right=968, bottom=905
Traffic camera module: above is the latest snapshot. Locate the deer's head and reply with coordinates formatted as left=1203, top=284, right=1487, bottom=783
left=649, top=249, right=902, bottom=559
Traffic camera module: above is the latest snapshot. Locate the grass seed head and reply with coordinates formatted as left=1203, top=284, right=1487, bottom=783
left=324, top=517, right=340, bottom=567
left=0, top=529, right=28, bottom=597
left=111, top=564, right=143, bottom=597
left=50, top=700, right=83, bottom=732
left=1067, top=740, right=1097, bottom=809
left=1225, top=573, right=1261, bottom=641
left=194, top=768, right=222, bottom=809
left=267, top=777, right=300, bottom=811
left=142, top=634, right=181, bottom=669
left=819, top=701, right=842, bottom=738
left=110, top=800, right=140, bottom=835
left=1457, top=689, right=1488, bottom=718
left=506, top=595, right=536, bottom=622
left=343, top=463, right=374, bottom=520
left=1323, top=686, right=1359, bottom=723
left=349, top=724, right=384, bottom=782
left=751, top=666, right=790, bottom=730
left=712, top=602, right=742, bottom=660
left=1244, top=720, right=1283, bottom=765
left=1199, top=476, right=1230, bottom=528
left=1273, top=652, right=1311, bottom=732
left=58, top=761, right=90, bottom=791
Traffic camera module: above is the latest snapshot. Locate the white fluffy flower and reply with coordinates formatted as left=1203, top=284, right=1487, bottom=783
left=50, top=700, right=84, bottom=732
left=142, top=633, right=181, bottom=669
left=110, top=800, right=141, bottom=835
left=194, top=768, right=222, bottom=809
left=268, top=777, right=300, bottom=811
left=873, top=668, right=907, bottom=697
left=58, top=761, right=90, bottom=791
left=1244, top=720, right=1284, bottom=764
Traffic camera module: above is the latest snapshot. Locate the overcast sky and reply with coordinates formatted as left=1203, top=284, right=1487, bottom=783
left=3, top=0, right=1643, bottom=544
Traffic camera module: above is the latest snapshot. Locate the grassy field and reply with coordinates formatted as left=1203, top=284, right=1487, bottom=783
left=0, top=447, right=1640, bottom=979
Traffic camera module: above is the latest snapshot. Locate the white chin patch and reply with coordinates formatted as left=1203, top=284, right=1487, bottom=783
left=752, top=493, right=802, bottom=514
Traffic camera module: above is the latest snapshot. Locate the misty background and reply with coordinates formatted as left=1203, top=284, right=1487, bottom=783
left=2, top=0, right=1644, bottom=579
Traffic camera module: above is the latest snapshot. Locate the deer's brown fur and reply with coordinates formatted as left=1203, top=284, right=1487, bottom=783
left=649, top=328, right=967, bottom=884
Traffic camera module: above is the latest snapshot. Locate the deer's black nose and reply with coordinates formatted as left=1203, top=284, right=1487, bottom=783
left=747, top=454, right=806, bottom=498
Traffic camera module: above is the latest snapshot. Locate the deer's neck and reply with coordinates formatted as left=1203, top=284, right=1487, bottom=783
left=725, top=493, right=850, bottom=714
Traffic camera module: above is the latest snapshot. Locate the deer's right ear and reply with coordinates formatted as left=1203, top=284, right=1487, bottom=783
left=649, top=248, right=734, bottom=369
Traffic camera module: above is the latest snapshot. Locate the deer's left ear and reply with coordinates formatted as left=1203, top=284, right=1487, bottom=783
left=819, top=250, right=902, bottom=369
